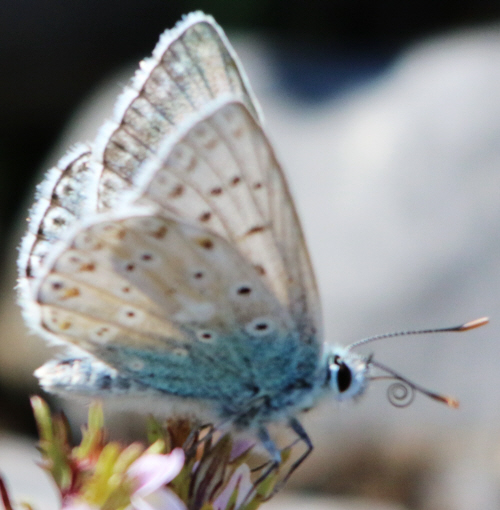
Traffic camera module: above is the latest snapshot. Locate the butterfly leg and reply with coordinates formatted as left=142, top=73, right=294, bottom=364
left=255, top=418, right=314, bottom=500
left=238, top=426, right=281, bottom=505
left=244, top=418, right=314, bottom=501
left=281, top=417, right=313, bottom=484
left=257, top=425, right=282, bottom=464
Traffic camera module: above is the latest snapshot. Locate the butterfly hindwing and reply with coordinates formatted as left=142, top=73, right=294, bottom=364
left=35, top=209, right=306, bottom=402
left=18, top=145, right=97, bottom=297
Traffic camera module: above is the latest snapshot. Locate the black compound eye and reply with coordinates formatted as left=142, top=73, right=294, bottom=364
left=336, top=361, right=352, bottom=393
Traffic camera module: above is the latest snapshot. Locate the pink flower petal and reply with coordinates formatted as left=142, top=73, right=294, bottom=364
left=230, top=439, right=255, bottom=461
left=128, top=448, right=185, bottom=497
left=131, top=487, right=186, bottom=510
left=62, top=499, right=99, bottom=510
left=213, top=463, right=253, bottom=510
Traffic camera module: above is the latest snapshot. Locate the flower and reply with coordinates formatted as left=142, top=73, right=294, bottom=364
left=62, top=499, right=99, bottom=510
left=127, top=449, right=186, bottom=510
left=212, top=463, right=253, bottom=510
left=31, top=399, right=281, bottom=510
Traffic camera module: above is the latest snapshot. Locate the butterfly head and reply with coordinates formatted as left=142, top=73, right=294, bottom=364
left=322, top=345, right=460, bottom=408
left=321, top=317, right=489, bottom=408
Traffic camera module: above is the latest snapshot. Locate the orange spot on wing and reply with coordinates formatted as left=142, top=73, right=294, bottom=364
left=186, top=156, right=198, bottom=172
left=169, top=184, right=184, bottom=198
left=245, top=225, right=266, bottom=236
left=151, top=226, right=168, bottom=239
left=63, top=287, right=80, bottom=299
left=254, top=264, right=266, bottom=276
left=197, top=238, right=214, bottom=250
left=204, top=138, right=219, bottom=150
left=232, top=127, right=244, bottom=138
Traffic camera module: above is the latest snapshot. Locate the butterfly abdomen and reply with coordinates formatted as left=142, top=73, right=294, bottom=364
left=35, top=357, right=148, bottom=396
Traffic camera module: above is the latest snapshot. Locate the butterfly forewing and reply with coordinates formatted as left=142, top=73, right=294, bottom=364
left=19, top=12, right=259, bottom=298
left=267, top=156, right=322, bottom=340
left=95, top=12, right=260, bottom=210
left=128, top=99, right=321, bottom=339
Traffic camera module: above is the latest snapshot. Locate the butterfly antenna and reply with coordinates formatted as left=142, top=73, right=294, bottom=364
left=347, top=317, right=488, bottom=408
left=347, top=317, right=489, bottom=351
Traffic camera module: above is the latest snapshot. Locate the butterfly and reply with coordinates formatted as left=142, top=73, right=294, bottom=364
left=17, top=11, right=487, bottom=484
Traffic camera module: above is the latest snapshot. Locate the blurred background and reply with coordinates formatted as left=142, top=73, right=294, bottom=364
left=1, top=1, right=500, bottom=509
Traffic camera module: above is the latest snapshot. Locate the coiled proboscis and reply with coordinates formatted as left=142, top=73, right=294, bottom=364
left=387, top=381, right=415, bottom=407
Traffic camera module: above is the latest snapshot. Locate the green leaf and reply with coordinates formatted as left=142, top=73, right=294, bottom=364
left=74, top=401, right=105, bottom=461
left=146, top=415, right=170, bottom=451
left=31, top=397, right=73, bottom=493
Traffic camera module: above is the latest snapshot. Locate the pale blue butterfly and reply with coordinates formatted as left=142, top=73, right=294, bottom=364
left=17, top=11, right=488, bottom=483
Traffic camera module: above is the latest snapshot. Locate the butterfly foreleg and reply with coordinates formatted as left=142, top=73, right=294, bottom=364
left=247, top=419, right=313, bottom=500
left=281, top=417, right=313, bottom=485
left=237, top=426, right=281, bottom=505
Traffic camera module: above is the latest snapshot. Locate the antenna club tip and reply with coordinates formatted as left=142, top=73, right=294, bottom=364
left=459, top=317, right=489, bottom=331
left=444, top=397, right=460, bottom=409
left=431, top=393, right=459, bottom=408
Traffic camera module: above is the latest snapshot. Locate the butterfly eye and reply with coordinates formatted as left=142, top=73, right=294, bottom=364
left=333, top=356, right=352, bottom=393
left=326, top=351, right=368, bottom=401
